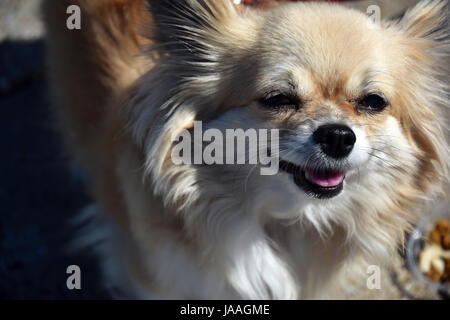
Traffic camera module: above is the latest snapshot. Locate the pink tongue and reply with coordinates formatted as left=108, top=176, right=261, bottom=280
left=306, top=169, right=344, bottom=188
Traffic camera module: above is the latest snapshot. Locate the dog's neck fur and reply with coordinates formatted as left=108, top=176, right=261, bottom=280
left=111, top=140, right=394, bottom=299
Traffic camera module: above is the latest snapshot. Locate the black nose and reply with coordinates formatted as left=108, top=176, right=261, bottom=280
left=313, top=124, right=356, bottom=159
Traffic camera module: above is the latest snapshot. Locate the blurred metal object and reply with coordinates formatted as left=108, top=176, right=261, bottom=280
left=405, top=202, right=450, bottom=299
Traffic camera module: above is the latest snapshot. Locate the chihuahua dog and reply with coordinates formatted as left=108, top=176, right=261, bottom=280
left=44, top=0, right=449, bottom=298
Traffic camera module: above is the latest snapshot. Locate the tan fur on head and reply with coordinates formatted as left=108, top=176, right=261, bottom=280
left=45, top=0, right=449, bottom=299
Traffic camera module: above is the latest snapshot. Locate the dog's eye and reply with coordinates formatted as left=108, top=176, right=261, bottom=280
left=259, top=94, right=298, bottom=110
left=357, top=93, right=388, bottom=112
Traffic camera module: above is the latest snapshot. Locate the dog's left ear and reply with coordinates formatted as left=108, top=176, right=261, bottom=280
left=397, top=0, right=448, bottom=42
left=390, top=0, right=449, bottom=192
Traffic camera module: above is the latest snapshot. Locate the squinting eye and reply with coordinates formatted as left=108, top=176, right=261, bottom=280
left=259, top=94, right=299, bottom=110
left=357, top=93, right=388, bottom=112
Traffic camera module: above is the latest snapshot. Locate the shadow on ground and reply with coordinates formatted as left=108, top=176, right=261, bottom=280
left=0, top=39, right=111, bottom=299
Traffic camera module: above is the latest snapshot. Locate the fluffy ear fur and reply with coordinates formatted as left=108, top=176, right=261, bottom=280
left=148, top=0, right=238, bottom=56
left=143, top=0, right=255, bottom=108
left=398, top=0, right=448, bottom=40
left=387, top=0, right=449, bottom=194
left=129, top=1, right=257, bottom=164
left=128, top=1, right=238, bottom=186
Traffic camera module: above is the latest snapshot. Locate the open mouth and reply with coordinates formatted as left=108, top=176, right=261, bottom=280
left=279, top=160, right=345, bottom=199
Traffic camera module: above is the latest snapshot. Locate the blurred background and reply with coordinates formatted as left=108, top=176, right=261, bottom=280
left=0, top=0, right=110, bottom=299
left=0, top=0, right=447, bottom=299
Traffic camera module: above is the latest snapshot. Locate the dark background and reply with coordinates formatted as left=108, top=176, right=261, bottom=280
left=0, top=39, right=111, bottom=299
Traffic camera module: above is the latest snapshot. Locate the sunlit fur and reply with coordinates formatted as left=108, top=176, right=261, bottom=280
left=45, top=0, right=449, bottom=299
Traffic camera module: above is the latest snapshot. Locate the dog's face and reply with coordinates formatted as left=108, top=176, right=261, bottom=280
left=223, top=4, right=405, bottom=202
left=130, top=1, right=448, bottom=231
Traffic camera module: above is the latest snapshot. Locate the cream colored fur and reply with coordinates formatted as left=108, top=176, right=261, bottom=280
left=44, top=0, right=449, bottom=299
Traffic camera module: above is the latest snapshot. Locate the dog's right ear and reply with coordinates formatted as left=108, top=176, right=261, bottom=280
left=148, top=0, right=235, bottom=54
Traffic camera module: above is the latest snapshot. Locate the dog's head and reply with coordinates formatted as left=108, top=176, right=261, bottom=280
left=128, top=0, right=448, bottom=247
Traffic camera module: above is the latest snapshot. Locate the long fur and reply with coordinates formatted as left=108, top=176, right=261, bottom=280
left=44, top=0, right=449, bottom=299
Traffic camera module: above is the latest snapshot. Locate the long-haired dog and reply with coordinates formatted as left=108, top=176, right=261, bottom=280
left=44, top=0, right=449, bottom=299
